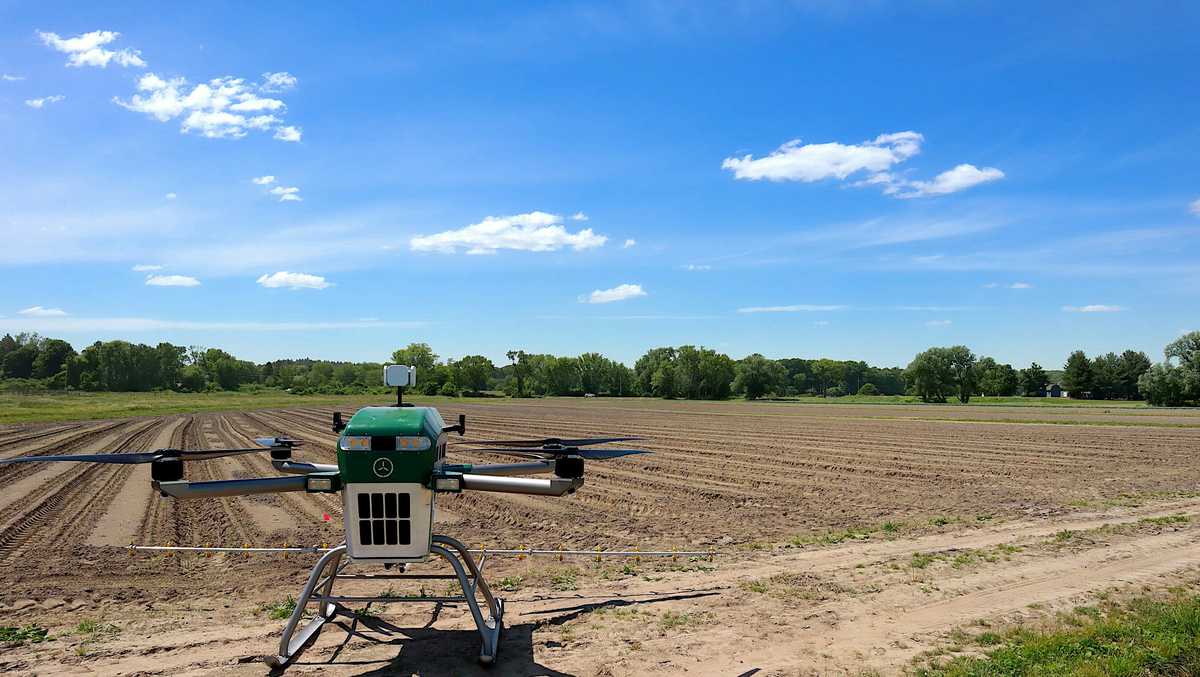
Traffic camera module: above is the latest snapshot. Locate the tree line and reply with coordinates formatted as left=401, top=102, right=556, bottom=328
left=1, top=331, right=1197, bottom=406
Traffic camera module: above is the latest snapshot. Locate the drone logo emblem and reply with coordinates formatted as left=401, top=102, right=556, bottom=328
left=372, top=457, right=394, bottom=478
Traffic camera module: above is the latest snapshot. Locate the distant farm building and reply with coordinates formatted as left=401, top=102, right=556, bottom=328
left=1043, top=383, right=1065, bottom=398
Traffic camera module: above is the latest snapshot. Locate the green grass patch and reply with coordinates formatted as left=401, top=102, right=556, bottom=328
left=74, top=619, right=119, bottom=638
left=1139, top=514, right=1190, bottom=526
left=0, top=625, right=50, bottom=644
left=0, top=390, right=470, bottom=424
left=658, top=610, right=707, bottom=632
left=913, top=593, right=1200, bottom=676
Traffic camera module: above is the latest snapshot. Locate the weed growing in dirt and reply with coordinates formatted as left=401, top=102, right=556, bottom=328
left=882, top=521, right=902, bottom=533
left=0, top=625, right=50, bottom=645
left=74, top=620, right=119, bottom=638
left=353, top=606, right=379, bottom=620
left=497, top=575, right=524, bottom=591
left=258, top=596, right=297, bottom=620
left=658, top=610, right=707, bottom=633
left=929, top=516, right=956, bottom=527
left=910, top=552, right=939, bottom=569
left=1139, top=514, right=1190, bottom=526
left=547, top=567, right=580, bottom=591
left=1053, top=529, right=1076, bottom=542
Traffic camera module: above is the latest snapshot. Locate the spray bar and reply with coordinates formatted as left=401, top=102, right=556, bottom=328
left=127, top=545, right=718, bottom=558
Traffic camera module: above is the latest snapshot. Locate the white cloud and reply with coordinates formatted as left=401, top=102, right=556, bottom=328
left=1063, top=304, right=1124, bottom=313
left=1009, top=281, right=1032, bottom=289
left=274, top=125, right=302, bottom=142
left=131, top=264, right=164, bottom=272
left=1190, top=199, right=1200, bottom=216
left=571, top=211, right=589, bottom=221
left=38, top=30, right=145, bottom=68
left=256, top=271, right=330, bottom=290
left=982, top=282, right=1000, bottom=288
left=18, top=305, right=67, bottom=317
left=24, top=95, right=65, bottom=109
left=2, top=74, right=25, bottom=81
left=411, top=211, right=607, bottom=255
left=684, top=264, right=712, bottom=271
left=813, top=320, right=830, bottom=326
left=164, top=192, right=177, bottom=200
left=737, top=304, right=847, bottom=313
left=115, top=72, right=299, bottom=141
left=723, top=131, right=922, bottom=183
left=145, top=274, right=200, bottom=287
left=583, top=283, right=646, bottom=304
left=252, top=175, right=276, bottom=185
left=893, top=164, right=1005, bottom=198
left=269, top=185, right=302, bottom=202
left=723, top=131, right=1002, bottom=198
left=623, top=238, right=637, bottom=248
left=260, top=72, right=297, bottom=93
left=925, top=319, right=953, bottom=326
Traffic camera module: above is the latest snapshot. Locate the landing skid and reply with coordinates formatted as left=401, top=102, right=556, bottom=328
left=264, top=535, right=504, bottom=668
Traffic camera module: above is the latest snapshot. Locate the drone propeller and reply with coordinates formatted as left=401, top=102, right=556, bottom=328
left=0, top=446, right=278, bottom=466
left=463, top=447, right=650, bottom=460
left=456, top=436, right=643, bottom=448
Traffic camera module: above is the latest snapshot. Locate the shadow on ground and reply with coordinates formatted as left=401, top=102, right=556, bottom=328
left=274, top=590, right=720, bottom=676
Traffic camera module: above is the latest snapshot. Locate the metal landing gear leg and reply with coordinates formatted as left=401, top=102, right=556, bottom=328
left=263, top=536, right=504, bottom=668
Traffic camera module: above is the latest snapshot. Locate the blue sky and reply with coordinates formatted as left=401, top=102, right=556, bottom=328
left=1, top=2, right=1197, bottom=368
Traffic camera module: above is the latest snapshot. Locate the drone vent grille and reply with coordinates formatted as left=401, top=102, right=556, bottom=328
left=356, top=491, right=411, bottom=546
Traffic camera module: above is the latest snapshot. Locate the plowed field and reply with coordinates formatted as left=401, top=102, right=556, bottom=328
left=1, top=398, right=1199, bottom=675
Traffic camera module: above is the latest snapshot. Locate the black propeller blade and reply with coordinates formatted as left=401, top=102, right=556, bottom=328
left=0, top=446, right=274, bottom=466
left=458, top=447, right=650, bottom=460
left=456, top=436, right=643, bottom=448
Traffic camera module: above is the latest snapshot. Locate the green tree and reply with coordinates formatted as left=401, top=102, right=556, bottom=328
left=1019, top=362, right=1048, bottom=396
left=811, top=359, right=844, bottom=398
left=506, top=350, right=529, bottom=397
left=391, top=343, right=438, bottom=375
left=453, top=355, right=494, bottom=394
left=31, top=339, right=75, bottom=379
left=733, top=354, right=787, bottom=400
left=1117, top=350, right=1152, bottom=400
left=1062, top=350, right=1094, bottom=398
left=634, top=348, right=676, bottom=397
left=905, top=347, right=955, bottom=403
left=945, top=345, right=977, bottom=404
left=604, top=361, right=634, bottom=396
left=576, top=352, right=609, bottom=395
left=857, top=382, right=879, bottom=396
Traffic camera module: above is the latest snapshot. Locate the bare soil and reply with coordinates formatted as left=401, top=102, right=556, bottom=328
left=1, top=398, right=1198, bottom=675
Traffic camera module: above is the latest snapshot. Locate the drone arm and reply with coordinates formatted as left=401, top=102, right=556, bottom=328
left=272, top=459, right=340, bottom=475
left=463, top=460, right=555, bottom=476
left=460, top=473, right=581, bottom=496
left=155, top=476, right=309, bottom=499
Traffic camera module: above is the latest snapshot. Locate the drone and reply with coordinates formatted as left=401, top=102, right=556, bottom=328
left=0, top=365, right=650, bottom=667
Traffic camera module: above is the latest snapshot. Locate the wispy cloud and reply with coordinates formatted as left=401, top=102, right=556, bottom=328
left=145, top=274, right=200, bottom=287
left=252, top=175, right=276, bottom=185
left=582, top=283, right=646, bottom=304
left=24, top=95, right=65, bottom=109
left=164, top=192, right=177, bottom=200
left=622, top=238, right=637, bottom=248
left=131, top=264, right=164, bottom=272
left=0, top=316, right=424, bottom=333
left=925, top=319, right=953, bottom=326
left=1190, top=198, right=1200, bottom=216
left=984, top=281, right=1033, bottom=289
left=260, top=72, right=297, bottom=93
left=38, top=30, right=145, bottom=68
left=571, top=211, right=589, bottom=221
left=683, top=263, right=712, bottom=271
left=18, top=305, right=67, bottom=317
left=1, top=74, right=24, bottom=81
left=269, top=185, right=302, bottom=202
left=256, top=271, right=330, bottom=290
left=411, top=211, right=606, bottom=255
left=115, top=72, right=300, bottom=141
left=1062, top=304, right=1124, bottom=313
left=723, top=131, right=1002, bottom=198
left=738, top=304, right=847, bottom=313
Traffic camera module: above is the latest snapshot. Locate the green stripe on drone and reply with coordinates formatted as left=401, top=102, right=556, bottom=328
left=336, top=406, right=445, bottom=484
